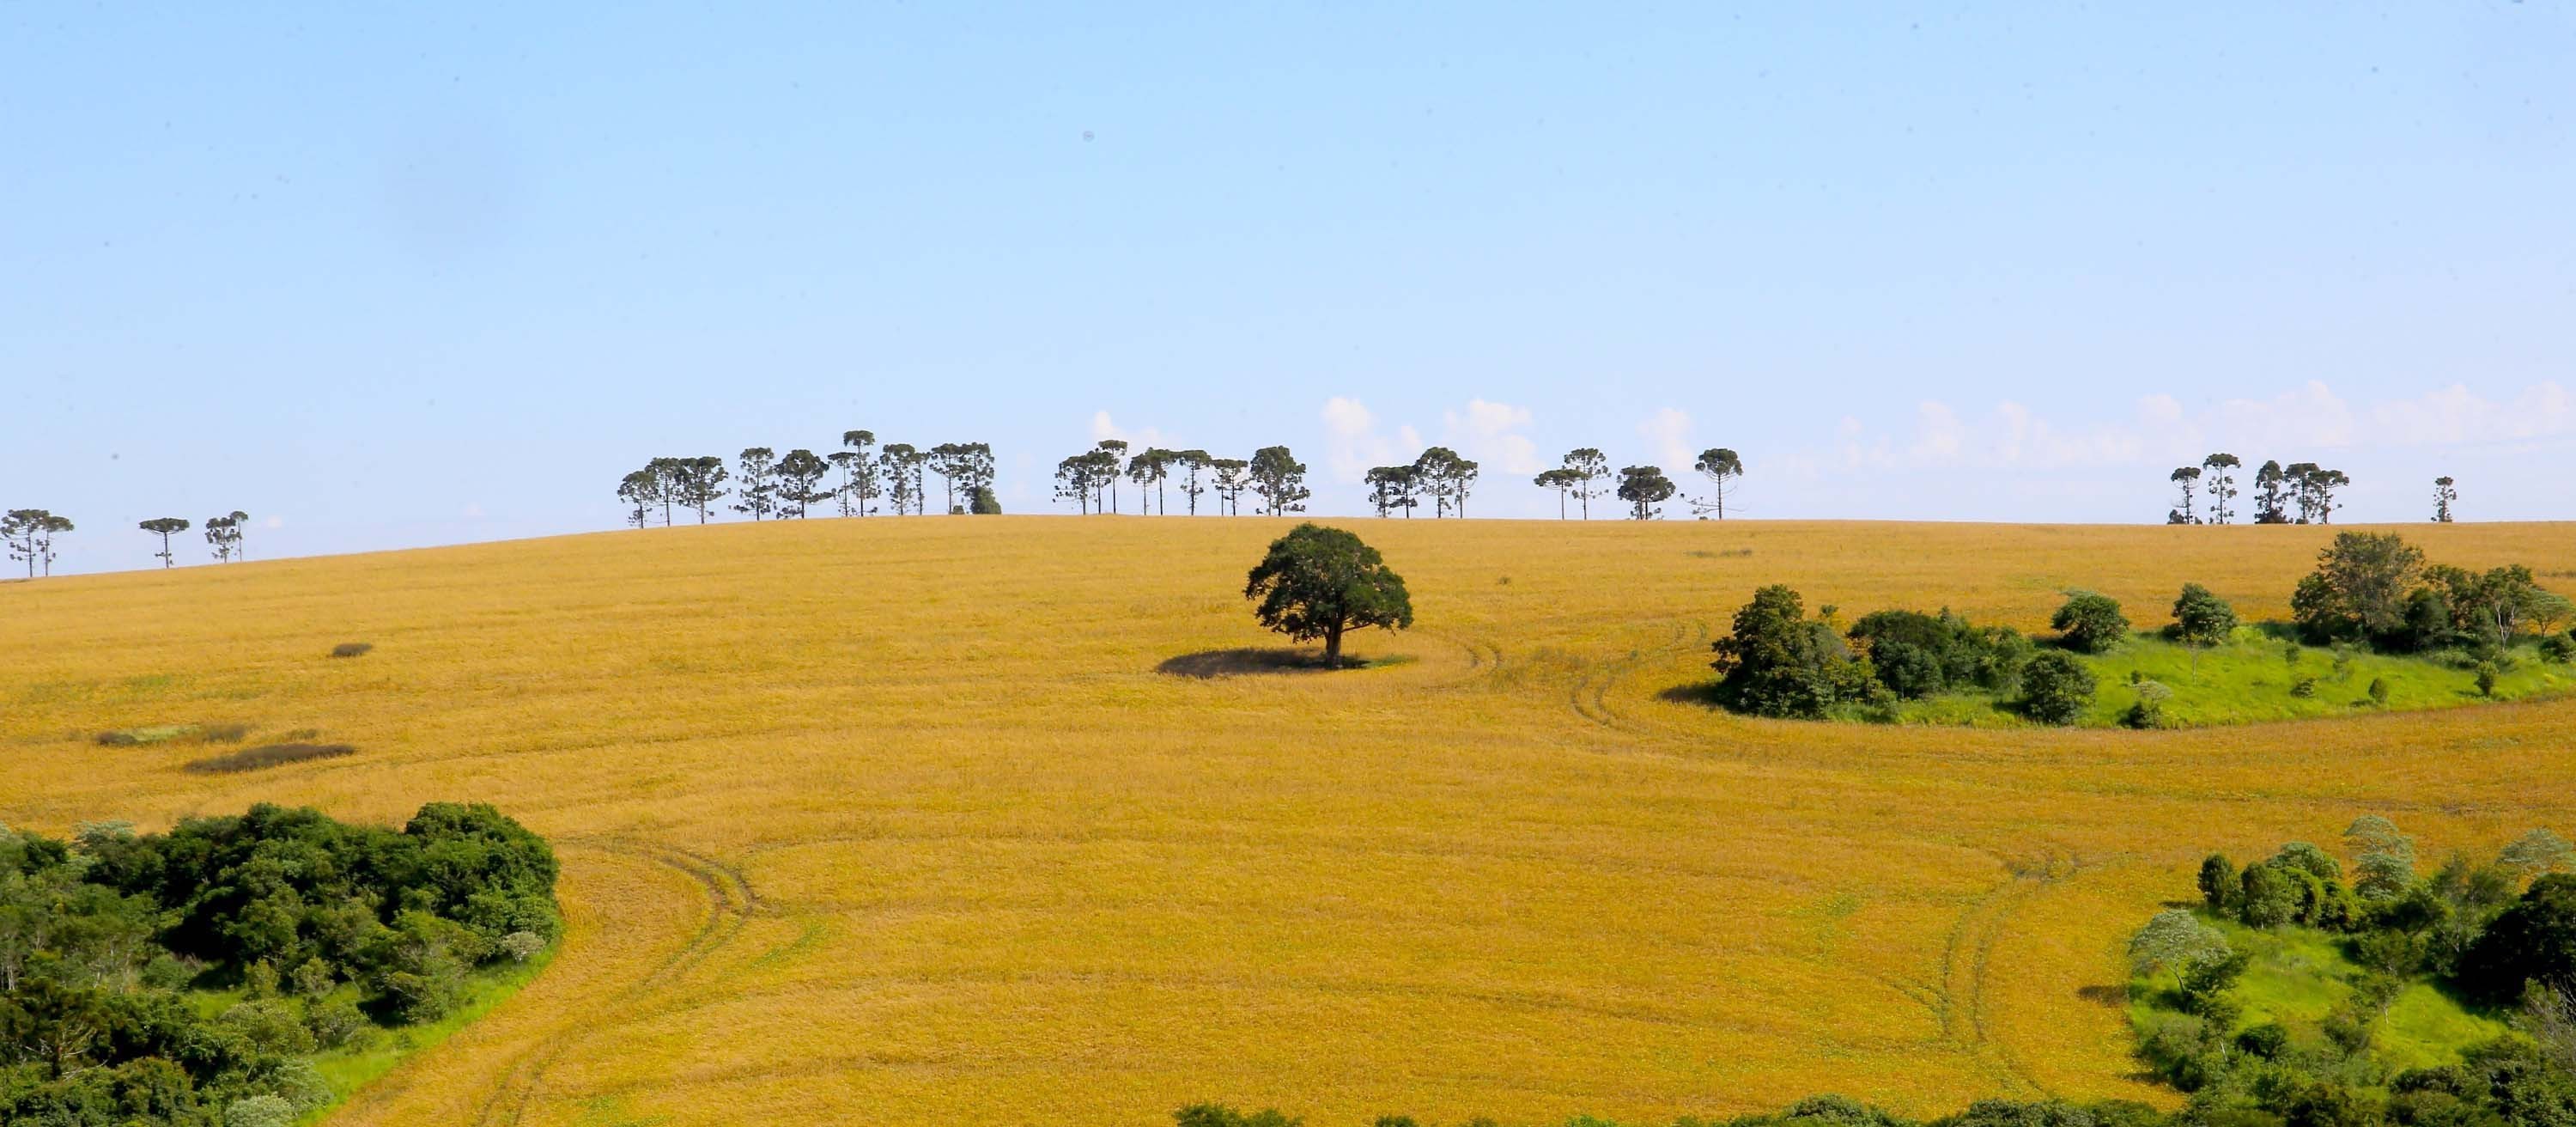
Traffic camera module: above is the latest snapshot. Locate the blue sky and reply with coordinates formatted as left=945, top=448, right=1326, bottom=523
left=5, top=3, right=2572, bottom=574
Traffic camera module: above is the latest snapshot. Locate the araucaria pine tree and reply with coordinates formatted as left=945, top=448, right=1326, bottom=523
left=732, top=448, right=780, bottom=521
left=4, top=509, right=75, bottom=578
left=2433, top=476, right=2457, bottom=523
left=1691, top=448, right=1744, bottom=519
left=138, top=517, right=191, bottom=569
left=204, top=511, right=249, bottom=562
left=2167, top=466, right=2201, bottom=524
left=2201, top=454, right=2240, bottom=524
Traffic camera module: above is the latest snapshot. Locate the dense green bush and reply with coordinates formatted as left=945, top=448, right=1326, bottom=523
left=1844, top=609, right=2034, bottom=700
left=2018, top=652, right=2096, bottom=724
left=2460, top=874, right=2576, bottom=1004
left=2050, top=592, right=2131, bottom=654
left=0, top=803, right=557, bottom=1124
left=1710, top=586, right=1880, bottom=718
left=2170, top=584, right=2239, bottom=646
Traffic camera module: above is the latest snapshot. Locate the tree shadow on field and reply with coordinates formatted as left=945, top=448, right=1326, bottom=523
left=2076, top=984, right=2131, bottom=1007
left=1157, top=648, right=1397, bottom=679
left=1656, top=682, right=1728, bottom=709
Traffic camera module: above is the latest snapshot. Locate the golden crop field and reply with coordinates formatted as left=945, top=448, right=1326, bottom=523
left=4, top=517, right=2573, bottom=1127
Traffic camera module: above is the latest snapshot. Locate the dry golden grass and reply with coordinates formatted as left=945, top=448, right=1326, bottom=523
left=4, top=516, right=2573, bottom=1127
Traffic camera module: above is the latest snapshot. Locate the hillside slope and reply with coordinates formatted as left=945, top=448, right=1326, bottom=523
left=5, top=517, right=2573, bottom=1127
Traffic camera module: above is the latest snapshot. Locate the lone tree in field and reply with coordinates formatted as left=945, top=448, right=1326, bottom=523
left=204, top=511, right=248, bottom=562
left=1248, top=445, right=1310, bottom=515
left=2167, top=466, right=2201, bottom=524
left=1690, top=448, right=1744, bottom=519
left=1242, top=523, right=1413, bottom=666
left=1561, top=448, right=1610, bottom=519
left=2433, top=476, right=2457, bottom=523
left=1617, top=465, right=1675, bottom=520
left=2202, top=454, right=2241, bottom=524
left=4, top=509, right=75, bottom=578
left=139, top=518, right=191, bottom=569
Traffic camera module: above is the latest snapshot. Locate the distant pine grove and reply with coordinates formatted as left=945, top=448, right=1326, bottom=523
left=0, top=803, right=559, bottom=1126
left=1697, top=531, right=2574, bottom=727
left=0, top=433, right=2486, bottom=580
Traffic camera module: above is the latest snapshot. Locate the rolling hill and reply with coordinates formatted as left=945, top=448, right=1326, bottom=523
left=5, top=516, right=2573, bottom=1126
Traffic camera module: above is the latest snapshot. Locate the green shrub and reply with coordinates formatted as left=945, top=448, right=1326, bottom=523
left=2474, top=661, right=2500, bottom=698
left=2051, top=591, right=2130, bottom=653
left=2019, top=652, right=2095, bottom=725
left=2290, top=677, right=2318, bottom=698
left=2123, top=680, right=2174, bottom=730
left=2172, top=584, right=2238, bottom=646
left=2366, top=678, right=2390, bottom=707
left=1711, top=586, right=1880, bottom=718
left=2542, top=631, right=2576, bottom=664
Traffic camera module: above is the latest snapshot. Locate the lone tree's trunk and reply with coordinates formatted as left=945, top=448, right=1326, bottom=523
left=1323, top=619, right=1346, bottom=667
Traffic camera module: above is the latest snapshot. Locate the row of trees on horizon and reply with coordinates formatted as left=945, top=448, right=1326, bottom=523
left=2164, top=455, right=2461, bottom=525
left=3, top=509, right=251, bottom=578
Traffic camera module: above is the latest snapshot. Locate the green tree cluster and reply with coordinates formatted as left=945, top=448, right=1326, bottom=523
left=0, top=803, right=558, bottom=1123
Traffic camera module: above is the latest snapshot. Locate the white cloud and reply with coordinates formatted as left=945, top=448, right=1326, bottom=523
left=1638, top=406, right=1694, bottom=472
left=1443, top=399, right=1542, bottom=474
left=1321, top=396, right=1396, bottom=484
left=1089, top=411, right=1168, bottom=450
left=1819, top=380, right=2573, bottom=477
left=261, top=515, right=284, bottom=530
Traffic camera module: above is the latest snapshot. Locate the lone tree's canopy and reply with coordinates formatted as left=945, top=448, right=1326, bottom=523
left=1242, top=523, right=1413, bottom=665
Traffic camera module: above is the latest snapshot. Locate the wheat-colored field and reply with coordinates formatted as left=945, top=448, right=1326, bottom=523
left=4, top=517, right=2572, bottom=1126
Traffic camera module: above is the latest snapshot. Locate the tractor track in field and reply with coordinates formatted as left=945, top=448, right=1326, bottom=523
left=1570, top=618, right=1709, bottom=734
left=1929, top=844, right=2092, bottom=1100
left=459, top=836, right=762, bottom=1127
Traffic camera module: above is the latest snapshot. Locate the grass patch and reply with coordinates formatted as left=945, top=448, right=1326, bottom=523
left=2129, top=919, right=2506, bottom=1079
left=296, top=947, right=554, bottom=1124
left=1859, top=630, right=2573, bottom=728
left=96, top=723, right=202, bottom=746
left=184, top=742, right=355, bottom=773
left=330, top=642, right=374, bottom=658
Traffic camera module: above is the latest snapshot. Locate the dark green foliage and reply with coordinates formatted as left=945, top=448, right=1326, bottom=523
left=1710, top=586, right=1880, bottom=719
left=1242, top=524, right=1413, bottom=664
left=1844, top=610, right=2034, bottom=699
left=2171, top=584, right=2239, bottom=646
left=0, top=805, right=556, bottom=1124
left=2295, top=532, right=2425, bottom=643
left=2369, top=677, right=2391, bottom=706
left=2200, top=854, right=2239, bottom=913
left=2543, top=633, right=2576, bottom=665
left=2051, top=593, right=2130, bottom=654
left=1176, top=1105, right=1302, bottom=1127
left=969, top=485, right=1001, bottom=515
left=2462, top=874, right=2576, bottom=1004
left=2017, top=652, right=2095, bottom=725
